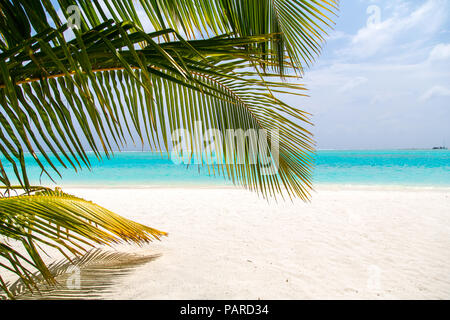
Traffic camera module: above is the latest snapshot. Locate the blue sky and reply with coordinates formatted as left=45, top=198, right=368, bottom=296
left=295, top=0, right=450, bottom=149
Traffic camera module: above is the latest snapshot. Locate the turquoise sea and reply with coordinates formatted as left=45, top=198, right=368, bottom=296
left=2, top=150, right=450, bottom=187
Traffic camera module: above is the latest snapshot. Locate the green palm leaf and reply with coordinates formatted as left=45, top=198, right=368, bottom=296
left=0, top=187, right=166, bottom=299
left=0, top=0, right=338, bottom=299
left=0, top=21, right=314, bottom=199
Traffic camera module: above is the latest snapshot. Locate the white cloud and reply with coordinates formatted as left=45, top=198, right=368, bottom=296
left=326, top=31, right=350, bottom=41
left=341, top=0, right=448, bottom=59
left=428, top=43, right=450, bottom=61
left=420, top=86, right=450, bottom=101
left=338, top=76, right=368, bottom=93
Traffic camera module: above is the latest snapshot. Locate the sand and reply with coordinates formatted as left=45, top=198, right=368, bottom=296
left=3, top=185, right=450, bottom=299
left=56, top=185, right=450, bottom=300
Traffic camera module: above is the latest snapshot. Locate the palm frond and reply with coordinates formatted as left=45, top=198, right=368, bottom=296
left=1, top=19, right=314, bottom=200
left=53, top=0, right=339, bottom=74
left=0, top=187, right=166, bottom=298
left=0, top=0, right=338, bottom=299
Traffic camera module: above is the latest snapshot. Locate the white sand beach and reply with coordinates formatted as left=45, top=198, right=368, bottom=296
left=46, top=185, right=450, bottom=300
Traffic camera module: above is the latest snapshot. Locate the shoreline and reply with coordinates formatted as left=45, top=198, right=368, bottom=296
left=49, top=183, right=450, bottom=192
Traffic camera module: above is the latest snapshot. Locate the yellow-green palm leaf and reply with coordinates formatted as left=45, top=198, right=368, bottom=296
left=0, top=187, right=166, bottom=299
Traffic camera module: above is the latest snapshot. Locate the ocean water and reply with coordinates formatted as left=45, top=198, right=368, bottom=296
left=1, top=150, right=449, bottom=187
